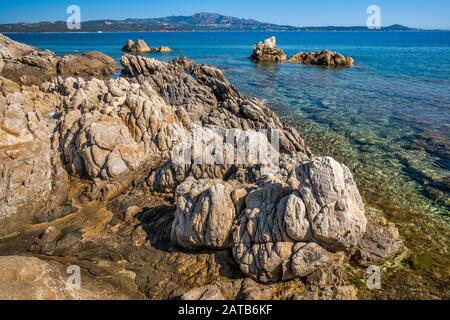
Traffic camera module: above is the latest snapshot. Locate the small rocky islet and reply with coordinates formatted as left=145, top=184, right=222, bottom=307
left=122, top=39, right=173, bottom=54
left=250, top=36, right=354, bottom=67
left=0, top=33, right=404, bottom=300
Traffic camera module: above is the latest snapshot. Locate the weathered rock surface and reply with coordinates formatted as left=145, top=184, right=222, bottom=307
left=172, top=178, right=254, bottom=249
left=117, top=54, right=311, bottom=193
left=0, top=84, right=70, bottom=236
left=288, top=50, right=354, bottom=67
left=181, top=285, right=226, bottom=300
left=0, top=34, right=116, bottom=86
left=291, top=242, right=342, bottom=278
left=57, top=51, right=116, bottom=77
left=296, top=157, right=367, bottom=251
left=250, top=36, right=287, bottom=63
left=0, top=256, right=134, bottom=300
left=230, top=167, right=355, bottom=283
left=0, top=34, right=56, bottom=85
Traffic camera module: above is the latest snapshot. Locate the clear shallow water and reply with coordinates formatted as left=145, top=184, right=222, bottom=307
left=6, top=30, right=450, bottom=298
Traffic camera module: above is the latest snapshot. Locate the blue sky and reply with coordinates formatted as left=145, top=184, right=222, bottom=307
left=0, top=0, right=449, bottom=29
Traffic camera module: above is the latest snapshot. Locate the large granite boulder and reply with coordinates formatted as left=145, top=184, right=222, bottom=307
left=118, top=54, right=311, bottom=193
left=57, top=51, right=116, bottom=77
left=0, top=84, right=70, bottom=236
left=0, top=35, right=57, bottom=85
left=1, top=52, right=311, bottom=223
left=171, top=178, right=253, bottom=250
left=230, top=167, right=353, bottom=283
left=288, top=50, right=354, bottom=67
left=250, top=37, right=287, bottom=63
left=171, top=157, right=369, bottom=283
left=296, top=157, right=367, bottom=251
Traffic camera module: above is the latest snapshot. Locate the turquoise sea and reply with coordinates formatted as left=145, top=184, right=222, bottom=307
left=6, top=31, right=450, bottom=298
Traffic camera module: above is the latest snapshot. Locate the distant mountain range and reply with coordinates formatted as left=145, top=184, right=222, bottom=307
left=0, top=12, right=422, bottom=33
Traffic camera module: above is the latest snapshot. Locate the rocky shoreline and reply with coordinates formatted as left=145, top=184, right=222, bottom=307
left=0, top=34, right=404, bottom=300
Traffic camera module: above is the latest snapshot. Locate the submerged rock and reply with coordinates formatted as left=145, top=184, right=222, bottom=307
left=355, top=209, right=405, bottom=265
left=292, top=285, right=358, bottom=301
left=250, top=36, right=287, bottom=63
left=288, top=50, right=354, bottom=67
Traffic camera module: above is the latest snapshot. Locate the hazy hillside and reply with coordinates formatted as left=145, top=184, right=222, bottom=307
left=0, top=12, right=420, bottom=32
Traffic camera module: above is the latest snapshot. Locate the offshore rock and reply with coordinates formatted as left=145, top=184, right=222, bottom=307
left=159, top=46, right=174, bottom=53
left=122, top=39, right=152, bottom=53
left=122, top=39, right=173, bottom=53
left=250, top=37, right=287, bottom=63
left=249, top=36, right=354, bottom=67
left=288, top=50, right=354, bottom=67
